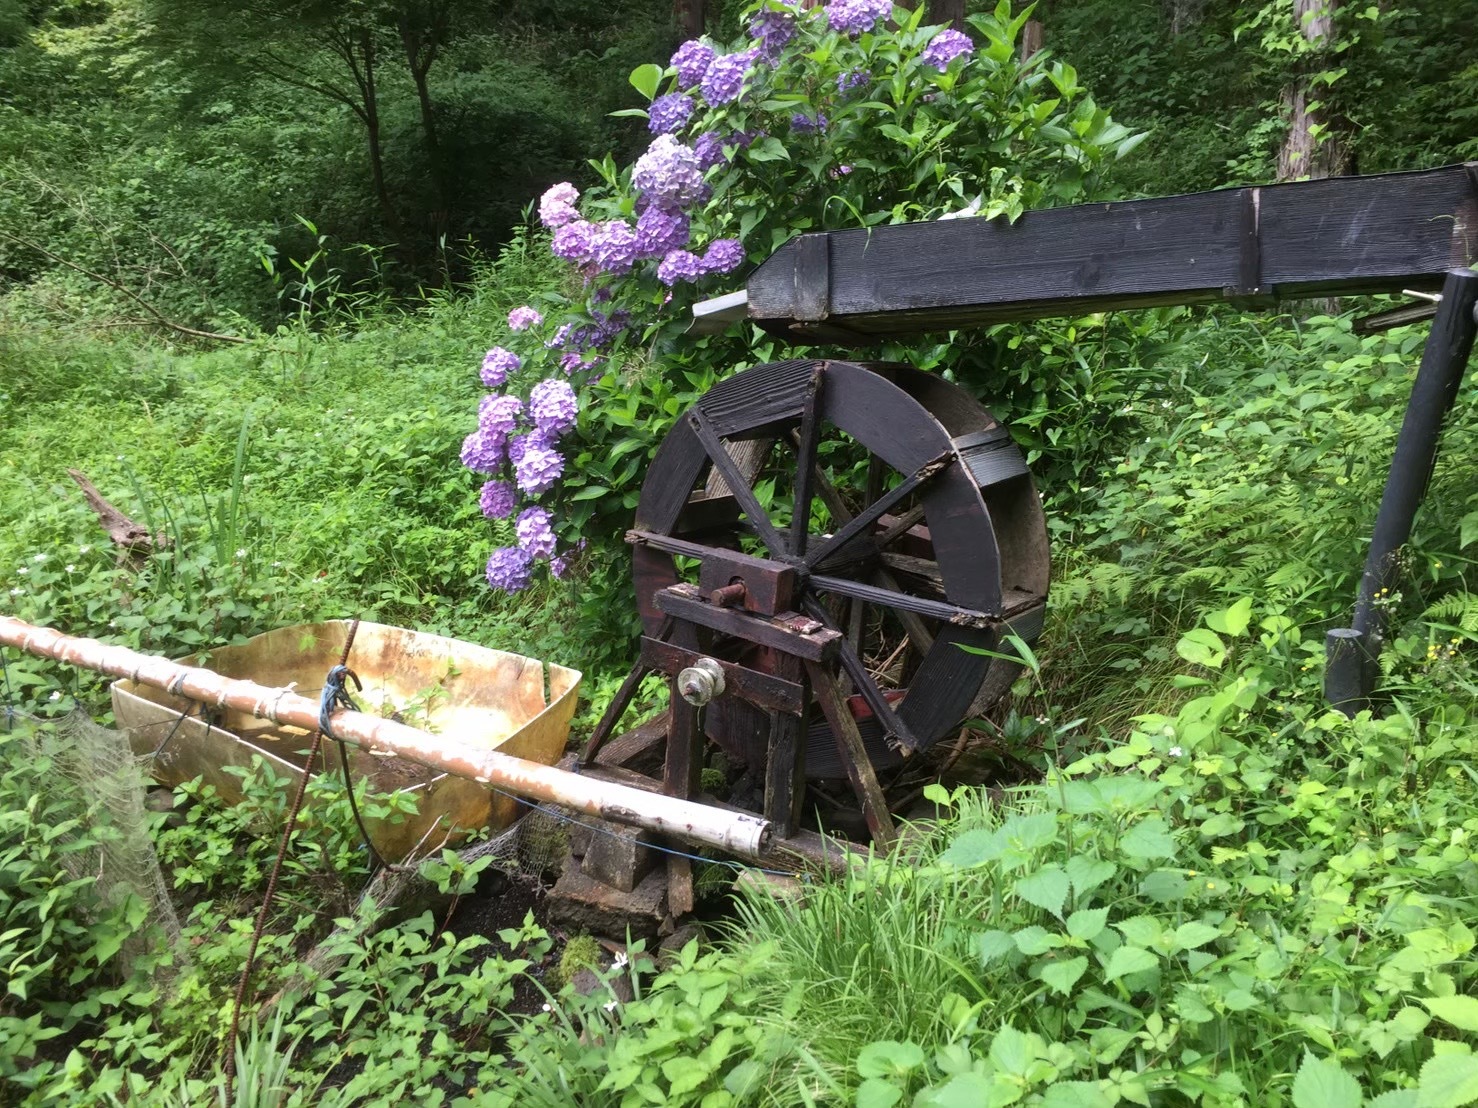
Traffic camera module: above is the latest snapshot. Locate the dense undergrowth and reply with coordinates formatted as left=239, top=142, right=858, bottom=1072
left=4, top=274, right=1477, bottom=1103
left=4, top=1, right=1478, bottom=1105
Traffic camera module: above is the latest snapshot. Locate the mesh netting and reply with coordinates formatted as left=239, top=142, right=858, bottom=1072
left=29, top=711, right=186, bottom=977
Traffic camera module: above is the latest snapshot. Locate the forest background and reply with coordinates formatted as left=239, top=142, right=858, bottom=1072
left=4, top=0, right=1478, bottom=1105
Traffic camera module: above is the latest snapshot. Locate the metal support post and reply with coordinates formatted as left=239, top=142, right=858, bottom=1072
left=1326, top=268, right=1478, bottom=714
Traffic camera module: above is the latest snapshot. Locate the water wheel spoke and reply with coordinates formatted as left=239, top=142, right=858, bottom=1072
left=808, top=572, right=992, bottom=629
left=803, top=452, right=953, bottom=570
left=801, top=596, right=923, bottom=754
left=688, top=407, right=789, bottom=557
left=790, top=367, right=825, bottom=556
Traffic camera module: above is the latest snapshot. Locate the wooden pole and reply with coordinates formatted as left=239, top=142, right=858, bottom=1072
left=0, top=616, right=772, bottom=859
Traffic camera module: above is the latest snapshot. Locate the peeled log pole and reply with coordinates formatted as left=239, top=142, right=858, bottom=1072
left=0, top=616, right=771, bottom=859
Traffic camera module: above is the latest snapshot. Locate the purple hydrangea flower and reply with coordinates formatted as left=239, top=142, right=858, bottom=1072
left=480, top=347, right=521, bottom=387
left=479, top=393, right=524, bottom=437
left=552, top=220, right=599, bottom=266
left=561, top=352, right=600, bottom=376
left=485, top=546, right=534, bottom=593
left=591, top=220, right=641, bottom=275
left=635, top=205, right=691, bottom=259
left=515, top=506, right=557, bottom=558
left=750, top=8, right=797, bottom=61
left=703, top=238, right=746, bottom=274
left=538, top=182, right=580, bottom=228
left=460, top=430, right=504, bottom=474
left=921, top=28, right=973, bottom=69
left=672, top=40, right=715, bottom=89
left=791, top=112, right=827, bottom=134
left=479, top=479, right=516, bottom=520
left=549, top=551, right=572, bottom=579
left=508, top=306, right=542, bottom=331
left=837, top=68, right=870, bottom=93
left=514, top=439, right=565, bottom=495
left=826, top=0, right=891, bottom=35
left=529, top=378, right=579, bottom=437
left=692, top=130, right=760, bottom=170
left=631, top=136, right=708, bottom=209
left=658, top=249, right=707, bottom=286
left=507, top=433, right=531, bottom=466
left=648, top=93, right=696, bottom=135
left=547, top=323, right=573, bottom=349
left=701, top=50, right=755, bottom=106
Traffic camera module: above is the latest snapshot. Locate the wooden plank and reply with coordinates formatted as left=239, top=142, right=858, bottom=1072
left=746, top=164, right=1478, bottom=337
left=805, top=660, right=897, bottom=850
left=655, top=585, right=843, bottom=662
left=696, top=359, right=816, bottom=438
left=639, top=637, right=806, bottom=714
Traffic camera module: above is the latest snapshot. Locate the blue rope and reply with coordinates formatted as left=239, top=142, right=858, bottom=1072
left=318, top=664, right=389, bottom=871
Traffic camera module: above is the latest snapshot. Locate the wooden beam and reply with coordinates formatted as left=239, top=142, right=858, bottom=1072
left=746, top=164, right=1478, bottom=339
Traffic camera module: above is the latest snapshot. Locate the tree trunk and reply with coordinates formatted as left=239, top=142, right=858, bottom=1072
left=1277, top=0, right=1352, bottom=181
left=351, top=33, right=406, bottom=248
left=1019, top=19, right=1043, bottom=63
left=398, top=15, right=450, bottom=237
left=928, top=0, right=965, bottom=30
left=674, top=0, right=703, bottom=39
left=1166, top=0, right=1208, bottom=36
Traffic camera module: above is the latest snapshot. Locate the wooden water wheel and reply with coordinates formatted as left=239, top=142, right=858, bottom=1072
left=626, top=359, right=1049, bottom=800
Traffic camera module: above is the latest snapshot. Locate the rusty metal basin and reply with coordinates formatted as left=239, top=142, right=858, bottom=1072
left=111, top=620, right=582, bottom=862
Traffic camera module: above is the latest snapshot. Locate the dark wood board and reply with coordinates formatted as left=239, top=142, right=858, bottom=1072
left=640, top=636, right=806, bottom=714
left=746, top=164, right=1478, bottom=339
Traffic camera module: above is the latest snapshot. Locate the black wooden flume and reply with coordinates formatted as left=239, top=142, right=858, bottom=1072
left=585, top=164, right=1478, bottom=870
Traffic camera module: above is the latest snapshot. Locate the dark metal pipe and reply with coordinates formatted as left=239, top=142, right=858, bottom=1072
left=1326, top=268, right=1478, bottom=714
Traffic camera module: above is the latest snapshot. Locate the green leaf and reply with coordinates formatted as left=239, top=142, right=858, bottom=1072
left=1205, top=596, right=1253, bottom=637
left=1038, top=955, right=1088, bottom=996
left=989, top=1024, right=1035, bottom=1076
left=1369, top=1093, right=1420, bottom=1108
left=1067, top=907, right=1109, bottom=941
left=1459, top=510, right=1478, bottom=550
left=1014, top=865, right=1070, bottom=918
left=976, top=930, right=1017, bottom=964
left=629, top=63, right=664, bottom=100
left=1043, top=1082, right=1113, bottom=1108
left=917, top=1073, right=993, bottom=1108
left=939, top=828, right=1001, bottom=868
left=1014, top=926, right=1062, bottom=956
left=1176, top=627, right=1227, bottom=668
left=1424, top=996, right=1478, bottom=1033
left=1172, top=922, right=1222, bottom=951
left=1103, top=946, right=1158, bottom=981
left=1120, top=816, right=1176, bottom=861
left=1291, top=1051, right=1362, bottom=1108
left=1065, top=857, right=1117, bottom=897
left=1418, top=1052, right=1478, bottom=1107
left=857, top=1079, right=903, bottom=1108
left=857, top=1040, right=925, bottom=1079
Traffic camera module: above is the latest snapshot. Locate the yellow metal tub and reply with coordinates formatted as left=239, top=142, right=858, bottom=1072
left=111, top=620, right=581, bottom=861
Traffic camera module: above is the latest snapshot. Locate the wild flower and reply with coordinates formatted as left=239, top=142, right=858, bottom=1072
left=837, top=68, right=869, bottom=93
left=481, top=347, right=521, bottom=387
left=591, top=221, right=641, bottom=275
left=826, top=0, right=892, bottom=36
left=790, top=112, right=827, bottom=134
left=460, top=430, right=505, bottom=474
left=507, top=306, right=543, bottom=331
left=479, top=480, right=516, bottom=520
left=702, top=239, right=746, bottom=274
left=658, top=249, right=707, bottom=286
left=486, top=547, right=534, bottom=593
left=551, top=220, right=599, bottom=266
left=515, top=507, right=557, bottom=558
left=538, top=182, right=581, bottom=229
left=701, top=50, right=755, bottom=106
left=671, top=40, right=715, bottom=89
left=479, top=394, right=524, bottom=438
left=648, top=93, right=696, bottom=135
left=632, top=136, right=707, bottom=209
left=750, top=8, right=797, bottom=60
left=514, top=440, right=565, bottom=495
left=921, top=28, right=973, bottom=70
left=529, top=379, right=579, bottom=437
left=635, top=206, right=691, bottom=259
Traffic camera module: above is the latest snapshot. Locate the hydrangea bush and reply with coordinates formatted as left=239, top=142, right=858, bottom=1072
left=465, top=0, right=1141, bottom=603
